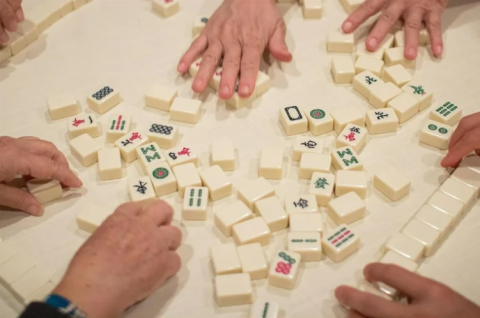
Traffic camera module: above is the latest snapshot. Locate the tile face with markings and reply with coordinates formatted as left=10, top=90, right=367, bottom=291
left=322, top=225, right=360, bottom=262
left=182, top=187, right=209, bottom=220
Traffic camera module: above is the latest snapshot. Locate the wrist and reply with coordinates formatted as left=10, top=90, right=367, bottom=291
left=52, top=277, right=125, bottom=318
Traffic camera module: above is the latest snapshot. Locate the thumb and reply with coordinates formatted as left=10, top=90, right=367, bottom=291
left=268, top=21, right=292, bottom=62
left=0, top=184, right=43, bottom=216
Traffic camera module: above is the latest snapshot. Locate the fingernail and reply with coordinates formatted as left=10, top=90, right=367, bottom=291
left=343, top=21, right=353, bottom=32
left=26, top=205, right=42, bottom=216
left=435, top=44, right=443, bottom=57
left=240, top=85, right=250, bottom=96
left=16, top=9, right=24, bottom=22
left=221, top=86, right=231, bottom=96
left=194, top=78, right=204, bottom=88
left=368, top=38, right=378, bottom=49
left=0, top=33, right=8, bottom=44
left=407, top=47, right=416, bottom=59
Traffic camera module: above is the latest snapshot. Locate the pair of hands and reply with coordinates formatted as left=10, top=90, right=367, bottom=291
left=336, top=263, right=480, bottom=318
left=178, top=0, right=447, bottom=99
left=0, top=0, right=24, bottom=43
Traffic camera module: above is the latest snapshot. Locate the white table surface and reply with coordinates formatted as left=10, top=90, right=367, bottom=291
left=1, top=0, right=480, bottom=317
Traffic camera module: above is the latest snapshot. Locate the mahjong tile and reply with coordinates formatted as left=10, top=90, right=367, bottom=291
left=327, top=192, right=366, bottom=225
left=451, top=167, right=480, bottom=193
left=459, top=155, right=480, bottom=174
left=327, top=31, right=354, bottom=53
left=402, top=81, right=433, bottom=111
left=439, top=177, right=477, bottom=210
left=427, top=190, right=465, bottom=223
left=353, top=71, right=385, bottom=99
left=182, top=187, right=209, bottom=220
left=47, top=93, right=80, bottom=120
left=145, top=84, right=178, bottom=112
left=211, top=243, right=242, bottom=275
left=268, top=251, right=301, bottom=289
left=287, top=232, right=322, bottom=261
left=199, top=165, right=232, bottom=201
left=164, top=146, right=199, bottom=167
left=303, top=107, right=334, bottom=136
left=68, top=114, right=100, bottom=139
left=255, top=71, right=271, bottom=97
left=292, top=136, right=324, bottom=161
left=414, top=205, right=453, bottom=240
left=369, top=82, right=402, bottom=109
left=384, top=47, right=415, bottom=69
left=419, top=120, right=453, bottom=150
left=285, top=194, right=319, bottom=214
left=189, top=58, right=202, bottom=78
left=232, top=217, right=271, bottom=246
left=308, top=172, right=335, bottom=206
left=128, top=176, right=156, bottom=206
left=331, top=56, right=355, bottom=84
left=146, top=122, right=180, bottom=149
left=214, top=200, right=254, bottom=237
left=289, top=213, right=323, bottom=233
left=98, top=148, right=122, bottom=181
left=254, top=197, right=288, bottom=232
left=106, top=114, right=132, bottom=143
left=259, top=147, right=284, bottom=179
left=215, top=273, right=253, bottom=307
left=354, top=55, right=384, bottom=77
left=279, top=105, right=308, bottom=136
left=170, top=98, right=202, bottom=124
left=387, top=92, right=420, bottom=123
left=299, top=153, right=331, bottom=179
left=209, top=67, right=223, bottom=91
left=69, top=134, right=99, bottom=167
left=331, top=107, right=364, bottom=135
left=401, top=219, right=441, bottom=257
left=147, top=162, right=177, bottom=197
left=339, top=0, right=364, bottom=13
left=429, top=101, right=462, bottom=126
left=303, top=0, right=323, bottom=19
left=382, top=64, right=412, bottom=87
left=172, top=163, right=202, bottom=198
left=211, top=141, right=235, bottom=171
left=238, top=178, right=275, bottom=211
left=193, top=16, right=208, bottom=36
left=373, top=167, right=411, bottom=201
left=237, top=243, right=268, bottom=280
left=322, top=224, right=360, bottom=262
left=114, top=131, right=150, bottom=163
left=378, top=251, right=419, bottom=297
left=336, top=124, right=368, bottom=153
left=87, top=86, right=122, bottom=114
left=365, top=108, right=399, bottom=135
left=331, top=146, right=363, bottom=171
left=152, top=0, right=180, bottom=17
left=249, top=300, right=279, bottom=318
left=136, top=142, right=166, bottom=173
left=383, top=232, right=424, bottom=262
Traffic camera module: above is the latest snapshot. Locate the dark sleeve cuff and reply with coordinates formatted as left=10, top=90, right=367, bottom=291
left=19, top=302, right=70, bottom=318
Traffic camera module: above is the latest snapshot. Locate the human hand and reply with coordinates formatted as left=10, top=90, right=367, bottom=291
left=53, top=201, right=182, bottom=318
left=177, top=0, right=292, bottom=100
left=335, top=263, right=480, bottom=318
left=342, top=0, right=448, bottom=60
left=441, top=112, right=480, bottom=168
left=0, top=0, right=24, bottom=43
left=0, top=136, right=82, bottom=215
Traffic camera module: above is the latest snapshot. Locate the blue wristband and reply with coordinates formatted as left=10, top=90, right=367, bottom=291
left=45, top=294, right=88, bottom=318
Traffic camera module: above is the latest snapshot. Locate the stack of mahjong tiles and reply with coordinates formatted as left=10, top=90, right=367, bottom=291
left=188, top=58, right=271, bottom=109
left=355, top=155, right=480, bottom=300
left=0, top=0, right=96, bottom=64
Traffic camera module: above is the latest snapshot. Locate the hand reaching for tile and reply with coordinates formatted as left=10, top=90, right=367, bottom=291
left=342, top=0, right=448, bottom=60
left=53, top=201, right=182, bottom=318
left=335, top=263, right=480, bottom=318
left=442, top=112, right=480, bottom=168
left=0, top=136, right=82, bottom=215
left=177, top=0, right=292, bottom=100
left=0, top=0, right=25, bottom=43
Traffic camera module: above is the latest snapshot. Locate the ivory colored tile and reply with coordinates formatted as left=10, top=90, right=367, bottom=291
left=439, top=177, right=477, bottom=210
left=192, top=16, right=208, bottom=36
left=384, top=47, right=415, bottom=69
left=224, top=82, right=256, bottom=109
left=237, top=243, right=268, bottom=280
left=24, top=281, right=55, bottom=305
left=335, top=170, right=368, bottom=198
left=387, top=92, right=420, bottom=123
left=164, top=146, right=199, bottom=167
left=373, top=167, right=410, bottom=201
left=0, top=254, right=36, bottom=285
left=145, top=84, right=178, bottom=111
left=327, top=192, right=365, bottom=225
left=17, top=20, right=39, bottom=45
left=331, top=107, right=364, bottom=134
left=215, top=273, right=253, bottom=307
left=98, top=148, right=122, bottom=180
left=0, top=243, right=18, bottom=266
left=69, top=133, right=99, bottom=167
left=322, top=224, right=360, bottom=262
left=353, top=71, right=385, bottom=99
left=10, top=266, right=51, bottom=303
left=209, top=67, right=223, bottom=90
left=238, top=178, right=275, bottom=211
left=303, top=107, right=334, bottom=136
left=214, top=201, right=254, bottom=237
left=354, top=55, right=384, bottom=77
left=402, top=81, right=433, bottom=111
left=331, top=146, right=363, bottom=171
left=460, top=155, right=480, bottom=174
left=369, top=82, right=402, bottom=109
left=285, top=194, right=319, bottom=214
left=379, top=33, right=395, bottom=49
left=268, top=251, right=301, bottom=289
left=394, top=30, right=404, bottom=47
left=327, top=31, right=354, bottom=53
left=182, top=187, right=209, bottom=220
left=7, top=32, right=26, bottom=55
left=378, top=251, right=419, bottom=296
left=67, top=114, right=100, bottom=139
left=212, top=141, right=235, bottom=171
left=419, top=120, right=453, bottom=150
left=147, top=162, right=177, bottom=196
left=173, top=163, right=202, bottom=197
left=189, top=58, right=202, bottom=78
left=249, top=300, right=279, bottom=318
left=331, top=56, right=355, bottom=83
left=152, top=0, right=180, bottom=17
left=114, top=131, right=149, bottom=163
left=308, top=172, right=335, bottom=206
left=26, top=179, right=62, bottom=205
left=356, top=45, right=385, bottom=60
left=136, top=142, right=166, bottom=173
left=451, top=167, right=480, bottom=193
left=255, top=71, right=271, bottom=97
left=339, top=0, right=364, bottom=13
left=211, top=243, right=242, bottom=275
left=427, top=191, right=465, bottom=223
left=429, top=101, right=462, bottom=126
left=365, top=108, right=399, bottom=135
left=199, top=165, right=232, bottom=201
left=299, top=153, right=331, bottom=179
left=292, top=136, right=324, bottom=161
left=383, top=232, right=424, bottom=262
left=73, top=0, right=87, bottom=9
left=259, top=147, right=284, bottom=179
left=170, top=98, right=202, bottom=124
left=289, top=213, right=323, bottom=233
left=128, top=176, right=156, bottom=205
left=287, top=231, right=322, bottom=261
left=279, top=105, right=308, bottom=136
left=382, top=64, right=412, bottom=87
left=106, top=114, right=132, bottom=143
left=357, top=279, right=393, bottom=301
left=48, top=93, right=80, bottom=120
left=232, top=217, right=271, bottom=246
left=0, top=44, right=12, bottom=64
left=87, top=86, right=121, bottom=114
left=303, top=0, right=323, bottom=19
left=76, top=204, right=114, bottom=234
left=415, top=205, right=454, bottom=239
left=336, top=124, right=368, bottom=153
left=255, top=197, right=288, bottom=232
left=401, top=219, right=441, bottom=257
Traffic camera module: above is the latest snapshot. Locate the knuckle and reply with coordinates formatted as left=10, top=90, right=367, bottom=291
left=360, top=1, right=378, bottom=16
left=203, top=52, right=220, bottom=66
left=379, top=10, right=397, bottom=25
left=405, top=20, right=422, bottom=31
